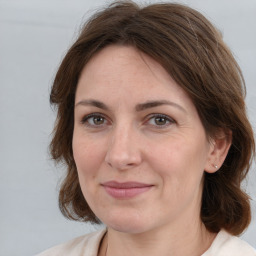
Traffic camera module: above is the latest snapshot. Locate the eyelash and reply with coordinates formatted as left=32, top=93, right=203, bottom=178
left=80, top=113, right=175, bottom=128
left=81, top=113, right=108, bottom=127
left=145, top=114, right=175, bottom=128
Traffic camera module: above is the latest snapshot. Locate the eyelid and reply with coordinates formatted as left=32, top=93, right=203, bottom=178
left=81, top=112, right=110, bottom=127
left=144, top=113, right=176, bottom=127
left=80, top=112, right=175, bottom=129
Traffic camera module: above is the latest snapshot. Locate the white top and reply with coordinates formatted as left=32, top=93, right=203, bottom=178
left=202, top=230, right=256, bottom=256
left=36, top=229, right=256, bottom=256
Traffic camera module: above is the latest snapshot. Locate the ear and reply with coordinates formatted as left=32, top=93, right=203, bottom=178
left=204, top=129, right=232, bottom=173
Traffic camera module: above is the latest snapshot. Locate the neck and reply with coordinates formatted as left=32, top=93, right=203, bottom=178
left=102, top=218, right=216, bottom=256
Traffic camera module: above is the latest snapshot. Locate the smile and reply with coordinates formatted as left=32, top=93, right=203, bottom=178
left=101, top=181, right=153, bottom=199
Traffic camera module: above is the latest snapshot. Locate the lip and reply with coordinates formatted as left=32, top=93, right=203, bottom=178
left=101, top=181, right=153, bottom=199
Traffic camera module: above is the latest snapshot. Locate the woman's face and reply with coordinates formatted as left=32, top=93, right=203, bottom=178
left=73, top=45, right=214, bottom=234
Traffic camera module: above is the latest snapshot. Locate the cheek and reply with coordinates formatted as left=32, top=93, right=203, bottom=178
left=147, top=136, right=207, bottom=189
left=72, top=135, right=104, bottom=183
left=72, top=141, right=100, bottom=203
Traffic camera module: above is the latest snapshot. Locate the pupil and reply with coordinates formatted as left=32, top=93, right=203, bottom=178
left=155, top=117, right=166, bottom=125
left=94, top=116, right=104, bottom=124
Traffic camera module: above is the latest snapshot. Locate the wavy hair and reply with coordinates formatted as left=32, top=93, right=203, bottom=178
left=49, top=1, right=255, bottom=235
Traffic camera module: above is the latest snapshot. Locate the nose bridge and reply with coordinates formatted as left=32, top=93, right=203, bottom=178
left=105, top=121, right=141, bottom=169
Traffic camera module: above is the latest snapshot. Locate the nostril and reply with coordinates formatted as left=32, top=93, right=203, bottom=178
left=105, top=149, right=141, bottom=170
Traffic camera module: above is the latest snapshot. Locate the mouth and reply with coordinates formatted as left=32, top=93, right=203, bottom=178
left=101, top=181, right=154, bottom=199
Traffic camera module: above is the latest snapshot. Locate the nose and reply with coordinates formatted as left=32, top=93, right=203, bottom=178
left=105, top=125, right=142, bottom=170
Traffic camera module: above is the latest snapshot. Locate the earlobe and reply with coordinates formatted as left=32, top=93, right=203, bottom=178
left=205, top=129, right=232, bottom=173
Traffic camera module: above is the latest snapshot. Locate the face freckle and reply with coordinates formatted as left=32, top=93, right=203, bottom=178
left=72, top=45, right=212, bottom=234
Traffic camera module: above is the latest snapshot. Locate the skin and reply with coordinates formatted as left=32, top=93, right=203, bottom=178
left=73, top=45, right=231, bottom=256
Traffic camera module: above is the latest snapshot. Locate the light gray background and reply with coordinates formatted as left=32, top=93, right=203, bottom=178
left=0, top=0, right=255, bottom=255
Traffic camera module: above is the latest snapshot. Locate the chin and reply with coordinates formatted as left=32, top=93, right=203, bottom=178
left=102, top=211, right=151, bottom=234
left=109, top=222, right=150, bottom=234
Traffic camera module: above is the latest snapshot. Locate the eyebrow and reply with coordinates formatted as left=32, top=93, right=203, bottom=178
left=75, top=99, right=109, bottom=110
left=135, top=100, right=186, bottom=113
left=75, top=99, right=186, bottom=113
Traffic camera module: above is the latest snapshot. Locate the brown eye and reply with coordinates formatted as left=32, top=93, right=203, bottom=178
left=81, top=114, right=107, bottom=127
left=147, top=114, right=175, bottom=128
left=92, top=116, right=105, bottom=125
left=155, top=116, right=168, bottom=125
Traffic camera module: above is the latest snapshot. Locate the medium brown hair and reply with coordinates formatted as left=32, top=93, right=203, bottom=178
left=50, top=1, right=255, bottom=235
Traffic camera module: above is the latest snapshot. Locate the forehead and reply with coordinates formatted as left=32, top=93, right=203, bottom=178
left=79, top=45, right=171, bottom=87
left=76, top=45, right=194, bottom=110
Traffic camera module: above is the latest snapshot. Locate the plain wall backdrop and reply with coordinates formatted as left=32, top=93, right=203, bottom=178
left=0, top=0, right=255, bottom=255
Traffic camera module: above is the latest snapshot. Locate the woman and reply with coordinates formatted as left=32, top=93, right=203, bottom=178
left=37, top=1, right=255, bottom=255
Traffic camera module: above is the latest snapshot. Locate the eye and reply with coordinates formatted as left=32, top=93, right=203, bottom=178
left=146, top=114, right=175, bottom=127
left=81, top=113, right=108, bottom=127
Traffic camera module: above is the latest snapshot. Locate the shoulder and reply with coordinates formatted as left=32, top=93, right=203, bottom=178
left=35, top=229, right=106, bottom=256
left=203, top=230, right=256, bottom=256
